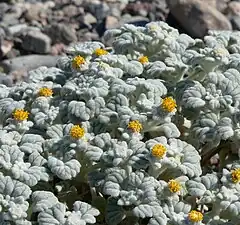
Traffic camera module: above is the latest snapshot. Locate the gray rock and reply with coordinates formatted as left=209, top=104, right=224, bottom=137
left=166, top=0, right=232, bottom=38
left=82, top=13, right=97, bottom=27
left=0, top=73, right=13, bottom=87
left=0, top=54, right=60, bottom=74
left=43, top=23, right=77, bottom=45
left=1, top=5, right=23, bottom=26
left=85, top=1, right=110, bottom=20
left=8, top=24, right=28, bottom=35
left=21, top=30, right=51, bottom=54
left=231, top=15, right=240, bottom=30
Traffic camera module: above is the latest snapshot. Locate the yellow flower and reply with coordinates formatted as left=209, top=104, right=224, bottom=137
left=168, top=180, right=181, bottom=193
left=72, top=55, right=85, bottom=69
left=94, top=48, right=108, bottom=56
left=138, top=56, right=149, bottom=64
left=128, top=120, right=142, bottom=133
left=70, top=125, right=85, bottom=139
left=12, top=109, right=29, bottom=121
left=38, top=87, right=53, bottom=97
left=161, top=97, right=177, bottom=112
left=151, top=144, right=166, bottom=158
left=188, top=210, right=203, bottom=222
left=231, top=168, right=240, bottom=183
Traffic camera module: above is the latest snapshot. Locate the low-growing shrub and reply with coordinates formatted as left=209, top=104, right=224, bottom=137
left=0, top=21, right=240, bottom=225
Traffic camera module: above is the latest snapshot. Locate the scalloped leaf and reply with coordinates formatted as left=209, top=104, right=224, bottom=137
left=48, top=157, right=81, bottom=180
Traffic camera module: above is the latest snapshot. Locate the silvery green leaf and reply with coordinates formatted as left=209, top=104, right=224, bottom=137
left=11, top=162, right=49, bottom=186
left=90, top=133, right=112, bottom=149
left=32, top=191, right=59, bottom=212
left=28, top=151, right=47, bottom=166
left=86, top=97, right=105, bottom=116
left=46, top=124, right=64, bottom=139
left=180, top=81, right=206, bottom=109
left=225, top=201, right=240, bottom=218
left=20, top=143, right=43, bottom=154
left=28, top=67, right=65, bottom=84
left=0, top=175, right=31, bottom=199
left=192, top=112, right=218, bottom=144
left=157, top=122, right=181, bottom=138
left=103, top=169, right=127, bottom=197
left=186, top=180, right=207, bottom=197
left=21, top=134, right=45, bottom=145
left=48, top=157, right=81, bottom=180
left=105, top=197, right=126, bottom=225
left=38, top=203, right=66, bottom=225
left=118, top=172, right=157, bottom=206
left=147, top=210, right=167, bottom=225
left=168, top=138, right=202, bottom=177
left=85, top=145, right=103, bottom=161
left=57, top=56, right=72, bottom=72
left=0, top=131, right=21, bottom=146
left=68, top=101, right=91, bottom=121
left=200, top=173, right=219, bottom=190
left=0, top=145, right=23, bottom=170
left=65, top=201, right=100, bottom=225
left=132, top=202, right=162, bottom=218
left=127, top=139, right=149, bottom=169
left=173, top=201, right=191, bottom=214
left=101, top=140, right=132, bottom=167
left=100, top=54, right=143, bottom=76
left=215, top=117, right=234, bottom=140
left=66, top=41, right=104, bottom=55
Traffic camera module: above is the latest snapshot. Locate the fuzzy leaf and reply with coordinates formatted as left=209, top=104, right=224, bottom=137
left=32, top=191, right=59, bottom=212
left=48, top=157, right=81, bottom=180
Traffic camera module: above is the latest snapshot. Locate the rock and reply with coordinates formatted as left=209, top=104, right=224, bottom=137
left=24, top=4, right=42, bottom=21
left=123, top=1, right=153, bottom=17
left=0, top=54, right=60, bottom=74
left=81, top=13, right=97, bottom=27
left=0, top=73, right=13, bottom=87
left=85, top=1, right=110, bottom=20
left=199, top=0, right=216, bottom=8
left=0, top=28, right=6, bottom=43
left=77, top=29, right=99, bottom=42
left=62, top=4, right=79, bottom=17
left=105, top=15, right=119, bottom=30
left=21, top=30, right=51, bottom=54
left=166, top=0, right=232, bottom=38
left=216, top=0, right=229, bottom=13
left=8, top=24, right=28, bottom=35
left=43, top=23, right=77, bottom=45
left=227, top=1, right=240, bottom=16
left=51, top=43, right=65, bottom=55
left=231, top=15, right=240, bottom=30
left=1, top=5, right=23, bottom=26
left=1, top=40, right=13, bottom=57
left=0, top=3, right=10, bottom=18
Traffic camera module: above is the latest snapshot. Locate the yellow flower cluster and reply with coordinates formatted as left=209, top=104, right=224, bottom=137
left=138, top=56, right=149, bottom=64
left=38, top=87, right=53, bottom=97
left=161, top=97, right=177, bottom=112
left=70, top=125, right=85, bottom=139
left=231, top=168, right=240, bottom=183
left=151, top=144, right=166, bottom=158
left=168, top=180, right=181, bottom=193
left=12, top=109, right=29, bottom=121
left=127, top=120, right=143, bottom=133
left=188, top=210, right=203, bottom=222
left=72, top=55, right=85, bottom=69
left=94, top=48, right=108, bottom=56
